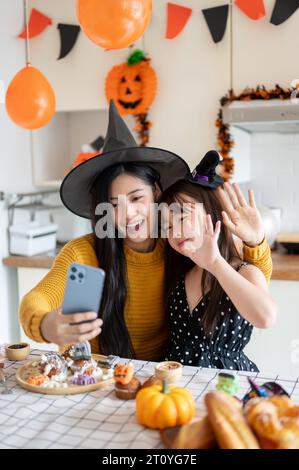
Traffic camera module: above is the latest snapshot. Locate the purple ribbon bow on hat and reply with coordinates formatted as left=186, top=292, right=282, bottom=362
left=192, top=169, right=209, bottom=182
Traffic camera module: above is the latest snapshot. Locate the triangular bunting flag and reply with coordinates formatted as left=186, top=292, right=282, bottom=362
left=270, top=0, right=299, bottom=25
left=166, top=3, right=192, bottom=39
left=202, top=5, right=229, bottom=43
left=57, top=24, right=81, bottom=60
left=18, top=8, right=52, bottom=39
left=235, top=0, right=265, bottom=20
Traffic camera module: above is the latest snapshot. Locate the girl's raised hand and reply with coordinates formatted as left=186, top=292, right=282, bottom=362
left=180, top=214, right=222, bottom=271
left=217, top=182, right=264, bottom=247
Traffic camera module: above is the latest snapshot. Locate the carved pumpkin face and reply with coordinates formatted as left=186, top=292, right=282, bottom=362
left=113, top=363, right=134, bottom=385
left=106, top=59, right=157, bottom=116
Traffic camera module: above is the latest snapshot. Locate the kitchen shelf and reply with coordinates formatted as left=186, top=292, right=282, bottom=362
left=35, top=180, right=62, bottom=189
left=31, top=109, right=109, bottom=188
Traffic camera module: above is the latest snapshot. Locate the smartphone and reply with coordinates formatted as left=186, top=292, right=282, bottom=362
left=62, top=262, right=106, bottom=316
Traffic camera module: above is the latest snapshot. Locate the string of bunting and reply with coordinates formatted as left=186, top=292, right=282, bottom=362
left=18, top=1, right=299, bottom=55
left=216, top=84, right=296, bottom=181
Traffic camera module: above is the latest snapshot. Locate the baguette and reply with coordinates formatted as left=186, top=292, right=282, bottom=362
left=205, top=391, right=260, bottom=449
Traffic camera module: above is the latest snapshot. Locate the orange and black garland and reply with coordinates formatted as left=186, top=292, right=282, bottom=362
left=216, top=84, right=294, bottom=181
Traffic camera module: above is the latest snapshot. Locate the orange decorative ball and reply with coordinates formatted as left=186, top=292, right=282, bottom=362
left=77, top=0, right=152, bottom=50
left=106, top=50, right=157, bottom=116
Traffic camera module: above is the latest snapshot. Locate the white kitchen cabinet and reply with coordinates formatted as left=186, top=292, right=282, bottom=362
left=245, top=280, right=299, bottom=377
left=31, top=109, right=108, bottom=187
left=230, top=125, right=251, bottom=184
left=17, top=267, right=58, bottom=351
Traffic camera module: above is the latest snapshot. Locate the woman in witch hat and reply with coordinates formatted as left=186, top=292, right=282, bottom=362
left=19, top=102, right=272, bottom=361
left=160, top=151, right=276, bottom=370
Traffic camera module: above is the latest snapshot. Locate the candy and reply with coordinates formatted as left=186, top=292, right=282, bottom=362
left=27, top=374, right=49, bottom=386
left=216, top=372, right=238, bottom=395
left=71, top=374, right=96, bottom=386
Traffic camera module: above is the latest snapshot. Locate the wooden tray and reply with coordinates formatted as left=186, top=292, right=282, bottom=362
left=16, top=354, right=114, bottom=395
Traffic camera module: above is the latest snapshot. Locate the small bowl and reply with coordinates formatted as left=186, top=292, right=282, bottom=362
left=5, top=343, right=30, bottom=361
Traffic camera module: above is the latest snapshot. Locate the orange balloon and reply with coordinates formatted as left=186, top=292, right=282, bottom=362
left=5, top=65, right=55, bottom=129
left=77, top=0, right=152, bottom=49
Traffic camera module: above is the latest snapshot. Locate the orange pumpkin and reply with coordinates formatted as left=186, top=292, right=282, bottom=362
left=114, top=363, right=134, bottom=385
left=136, top=380, right=195, bottom=430
left=105, top=50, right=157, bottom=116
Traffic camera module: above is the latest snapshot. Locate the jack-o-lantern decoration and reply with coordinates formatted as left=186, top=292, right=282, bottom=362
left=114, top=363, right=134, bottom=385
left=105, top=50, right=157, bottom=146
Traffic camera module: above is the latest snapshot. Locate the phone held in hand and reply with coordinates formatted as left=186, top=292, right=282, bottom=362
left=62, top=263, right=105, bottom=317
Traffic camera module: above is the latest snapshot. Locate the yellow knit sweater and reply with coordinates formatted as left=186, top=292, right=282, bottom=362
left=19, top=235, right=272, bottom=361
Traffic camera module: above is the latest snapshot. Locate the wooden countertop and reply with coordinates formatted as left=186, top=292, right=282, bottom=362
left=271, top=246, right=299, bottom=281
left=2, top=244, right=64, bottom=269
left=3, top=244, right=299, bottom=280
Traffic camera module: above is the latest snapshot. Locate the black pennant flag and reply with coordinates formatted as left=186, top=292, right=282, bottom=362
left=57, top=23, right=81, bottom=60
left=202, top=5, right=229, bottom=44
left=270, top=0, right=299, bottom=25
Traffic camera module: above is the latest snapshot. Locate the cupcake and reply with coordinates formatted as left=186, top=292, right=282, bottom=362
left=114, top=363, right=141, bottom=400
left=115, top=376, right=141, bottom=400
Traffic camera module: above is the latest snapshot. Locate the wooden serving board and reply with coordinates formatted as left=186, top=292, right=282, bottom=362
left=16, top=354, right=114, bottom=395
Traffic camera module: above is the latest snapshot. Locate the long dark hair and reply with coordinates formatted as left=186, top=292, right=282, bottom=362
left=90, top=162, right=161, bottom=357
left=160, top=179, right=240, bottom=335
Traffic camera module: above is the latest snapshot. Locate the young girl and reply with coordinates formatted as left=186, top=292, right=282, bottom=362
left=161, top=151, right=277, bottom=371
left=20, top=103, right=273, bottom=362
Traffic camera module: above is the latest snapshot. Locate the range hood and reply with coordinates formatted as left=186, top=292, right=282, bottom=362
left=222, top=99, right=299, bottom=133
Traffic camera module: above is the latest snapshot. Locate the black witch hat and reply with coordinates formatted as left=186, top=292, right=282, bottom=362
left=186, top=150, right=224, bottom=189
left=60, top=100, right=190, bottom=219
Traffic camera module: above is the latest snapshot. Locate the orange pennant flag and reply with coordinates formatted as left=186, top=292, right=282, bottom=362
left=166, top=3, right=192, bottom=39
left=235, top=0, right=265, bottom=20
left=18, top=8, right=52, bottom=39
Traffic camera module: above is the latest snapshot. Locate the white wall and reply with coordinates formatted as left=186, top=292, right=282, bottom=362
left=0, top=0, right=34, bottom=343
left=0, top=0, right=33, bottom=194
left=28, top=0, right=231, bottom=171
left=232, top=0, right=299, bottom=92
left=28, top=0, right=299, bottom=173
left=245, top=280, right=299, bottom=377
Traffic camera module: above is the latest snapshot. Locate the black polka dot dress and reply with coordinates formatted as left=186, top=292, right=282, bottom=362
left=165, top=268, right=259, bottom=372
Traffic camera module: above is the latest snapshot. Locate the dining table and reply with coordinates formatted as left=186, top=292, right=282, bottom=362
left=1, top=349, right=299, bottom=449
